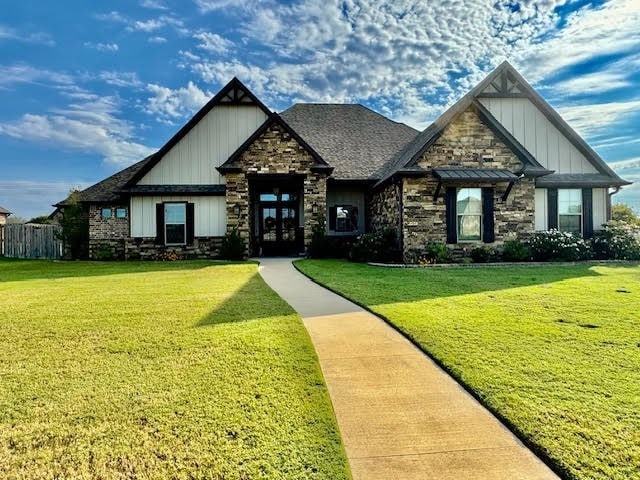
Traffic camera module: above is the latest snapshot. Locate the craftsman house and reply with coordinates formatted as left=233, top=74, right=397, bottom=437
left=56, top=61, right=630, bottom=262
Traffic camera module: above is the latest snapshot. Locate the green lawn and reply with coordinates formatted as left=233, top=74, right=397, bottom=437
left=0, top=259, right=350, bottom=479
left=296, top=259, right=640, bottom=480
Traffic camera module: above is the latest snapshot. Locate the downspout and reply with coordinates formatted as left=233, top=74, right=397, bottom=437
left=607, top=186, right=621, bottom=221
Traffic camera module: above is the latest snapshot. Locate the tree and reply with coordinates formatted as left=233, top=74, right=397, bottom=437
left=27, top=215, right=53, bottom=224
left=612, top=203, right=640, bottom=226
left=57, top=189, right=89, bottom=259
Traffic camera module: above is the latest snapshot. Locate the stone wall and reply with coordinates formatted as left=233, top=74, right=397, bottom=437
left=401, top=104, right=535, bottom=262
left=369, top=182, right=401, bottom=233
left=224, top=122, right=328, bottom=254
left=88, top=204, right=129, bottom=259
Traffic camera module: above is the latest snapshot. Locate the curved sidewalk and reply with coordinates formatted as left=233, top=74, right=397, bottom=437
left=258, top=258, right=559, bottom=480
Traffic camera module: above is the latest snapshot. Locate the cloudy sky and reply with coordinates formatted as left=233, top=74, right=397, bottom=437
left=1, top=0, right=639, bottom=218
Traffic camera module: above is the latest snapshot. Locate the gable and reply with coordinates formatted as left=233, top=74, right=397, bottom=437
left=139, top=105, right=268, bottom=185
left=478, top=96, right=597, bottom=174
left=128, top=78, right=271, bottom=187
left=416, top=104, right=523, bottom=173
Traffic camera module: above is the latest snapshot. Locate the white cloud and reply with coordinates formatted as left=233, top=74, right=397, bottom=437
left=128, top=15, right=184, bottom=32
left=0, top=24, right=55, bottom=46
left=98, top=71, right=143, bottom=88
left=148, top=36, right=167, bottom=43
left=140, top=0, right=168, bottom=10
left=0, top=93, right=154, bottom=168
left=94, top=11, right=128, bottom=23
left=193, top=31, right=232, bottom=53
left=558, top=100, right=640, bottom=138
left=84, top=42, right=119, bottom=52
left=609, top=157, right=640, bottom=172
left=194, top=0, right=252, bottom=13
left=145, top=81, right=211, bottom=122
left=0, top=64, right=73, bottom=87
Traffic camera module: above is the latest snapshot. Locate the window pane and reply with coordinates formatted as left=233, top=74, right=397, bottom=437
left=457, top=188, right=482, bottom=214
left=558, top=189, right=582, bottom=214
left=458, top=215, right=481, bottom=241
left=101, top=208, right=112, bottom=219
left=259, top=193, right=277, bottom=201
left=335, top=205, right=358, bottom=232
left=166, top=224, right=185, bottom=244
left=559, top=214, right=581, bottom=233
left=116, top=208, right=127, bottom=218
left=165, top=203, right=186, bottom=223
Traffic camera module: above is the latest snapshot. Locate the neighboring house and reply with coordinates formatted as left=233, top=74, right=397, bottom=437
left=0, top=206, right=11, bottom=225
left=56, top=61, right=630, bottom=262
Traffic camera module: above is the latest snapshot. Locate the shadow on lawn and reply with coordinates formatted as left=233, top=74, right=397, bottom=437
left=298, top=260, right=612, bottom=306
left=0, top=258, right=243, bottom=283
left=197, top=273, right=295, bottom=327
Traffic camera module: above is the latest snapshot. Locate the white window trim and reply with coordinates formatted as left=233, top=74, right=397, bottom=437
left=558, top=189, right=583, bottom=234
left=164, top=202, right=187, bottom=246
left=456, top=188, right=483, bottom=242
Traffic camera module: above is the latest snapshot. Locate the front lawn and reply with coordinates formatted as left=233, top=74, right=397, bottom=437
left=296, top=259, right=640, bottom=480
left=0, top=259, right=350, bottom=479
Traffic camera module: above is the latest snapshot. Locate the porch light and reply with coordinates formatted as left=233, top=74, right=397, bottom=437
left=311, top=202, right=318, bottom=214
left=232, top=203, right=241, bottom=216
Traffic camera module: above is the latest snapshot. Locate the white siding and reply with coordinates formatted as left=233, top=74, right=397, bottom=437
left=130, top=196, right=226, bottom=237
left=327, top=187, right=365, bottom=235
left=535, top=188, right=547, bottom=231
left=479, top=98, right=598, bottom=174
left=592, top=188, right=607, bottom=230
left=139, top=105, right=268, bottom=185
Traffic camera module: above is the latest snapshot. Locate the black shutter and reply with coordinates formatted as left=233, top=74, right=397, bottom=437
left=482, top=187, right=495, bottom=243
left=186, top=202, right=195, bottom=245
left=329, top=206, right=337, bottom=231
left=547, top=188, right=558, bottom=230
left=155, top=203, right=164, bottom=245
left=582, top=188, right=593, bottom=238
left=445, top=187, right=457, bottom=244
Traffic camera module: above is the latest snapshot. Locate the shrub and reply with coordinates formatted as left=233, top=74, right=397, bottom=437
left=502, top=240, right=532, bottom=262
left=57, top=189, right=89, bottom=259
left=349, top=228, right=400, bottom=263
left=154, top=251, right=184, bottom=261
left=591, top=221, right=640, bottom=260
left=419, top=242, right=450, bottom=264
left=219, top=229, right=245, bottom=260
left=529, top=230, right=592, bottom=262
left=470, top=246, right=495, bottom=263
left=308, top=213, right=330, bottom=258
left=94, top=244, right=115, bottom=261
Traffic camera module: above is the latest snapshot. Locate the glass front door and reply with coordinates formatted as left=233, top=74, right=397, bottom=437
left=258, top=192, right=299, bottom=256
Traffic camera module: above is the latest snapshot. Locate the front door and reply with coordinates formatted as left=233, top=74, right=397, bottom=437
left=258, top=192, right=299, bottom=256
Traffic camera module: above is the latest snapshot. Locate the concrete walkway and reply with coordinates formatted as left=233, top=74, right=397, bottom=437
left=258, top=258, right=559, bottom=480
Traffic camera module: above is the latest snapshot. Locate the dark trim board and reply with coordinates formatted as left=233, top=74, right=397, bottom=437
left=119, top=185, right=227, bottom=196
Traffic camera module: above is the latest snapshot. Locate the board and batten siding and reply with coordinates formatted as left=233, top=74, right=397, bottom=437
left=479, top=98, right=598, bottom=174
left=534, top=188, right=607, bottom=231
left=130, top=196, right=226, bottom=237
left=327, top=187, right=366, bottom=235
left=139, top=105, right=268, bottom=185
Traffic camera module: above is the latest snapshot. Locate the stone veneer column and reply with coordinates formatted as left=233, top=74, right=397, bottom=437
left=225, top=172, right=250, bottom=255
left=303, top=172, right=327, bottom=246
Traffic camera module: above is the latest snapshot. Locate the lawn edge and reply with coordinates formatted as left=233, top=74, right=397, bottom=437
left=293, top=259, right=570, bottom=480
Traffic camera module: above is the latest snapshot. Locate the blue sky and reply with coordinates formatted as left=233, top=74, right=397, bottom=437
left=1, top=0, right=639, bottom=218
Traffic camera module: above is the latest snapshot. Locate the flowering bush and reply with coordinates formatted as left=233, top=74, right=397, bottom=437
left=591, top=221, right=640, bottom=260
left=529, top=230, right=592, bottom=262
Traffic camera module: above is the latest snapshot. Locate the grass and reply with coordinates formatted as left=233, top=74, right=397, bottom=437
left=0, top=259, right=350, bottom=479
left=295, top=259, right=640, bottom=480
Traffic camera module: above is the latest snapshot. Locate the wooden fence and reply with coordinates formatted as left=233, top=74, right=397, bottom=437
left=2, top=224, right=63, bottom=259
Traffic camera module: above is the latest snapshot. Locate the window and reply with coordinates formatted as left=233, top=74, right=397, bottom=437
left=558, top=189, right=582, bottom=233
left=331, top=205, right=358, bottom=233
left=101, top=208, right=112, bottom=219
left=165, top=203, right=186, bottom=245
left=116, top=208, right=127, bottom=219
left=457, top=188, right=482, bottom=241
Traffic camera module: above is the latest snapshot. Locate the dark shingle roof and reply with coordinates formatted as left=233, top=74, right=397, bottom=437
left=536, top=173, right=630, bottom=188
left=433, top=168, right=518, bottom=182
left=119, top=184, right=226, bottom=195
left=55, top=155, right=155, bottom=206
left=280, top=104, right=419, bottom=180
left=0, top=205, right=11, bottom=215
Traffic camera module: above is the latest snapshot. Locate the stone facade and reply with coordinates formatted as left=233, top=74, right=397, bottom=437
left=400, top=104, right=535, bottom=262
left=369, top=182, right=401, bottom=233
left=88, top=204, right=224, bottom=260
left=224, top=122, right=328, bottom=255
